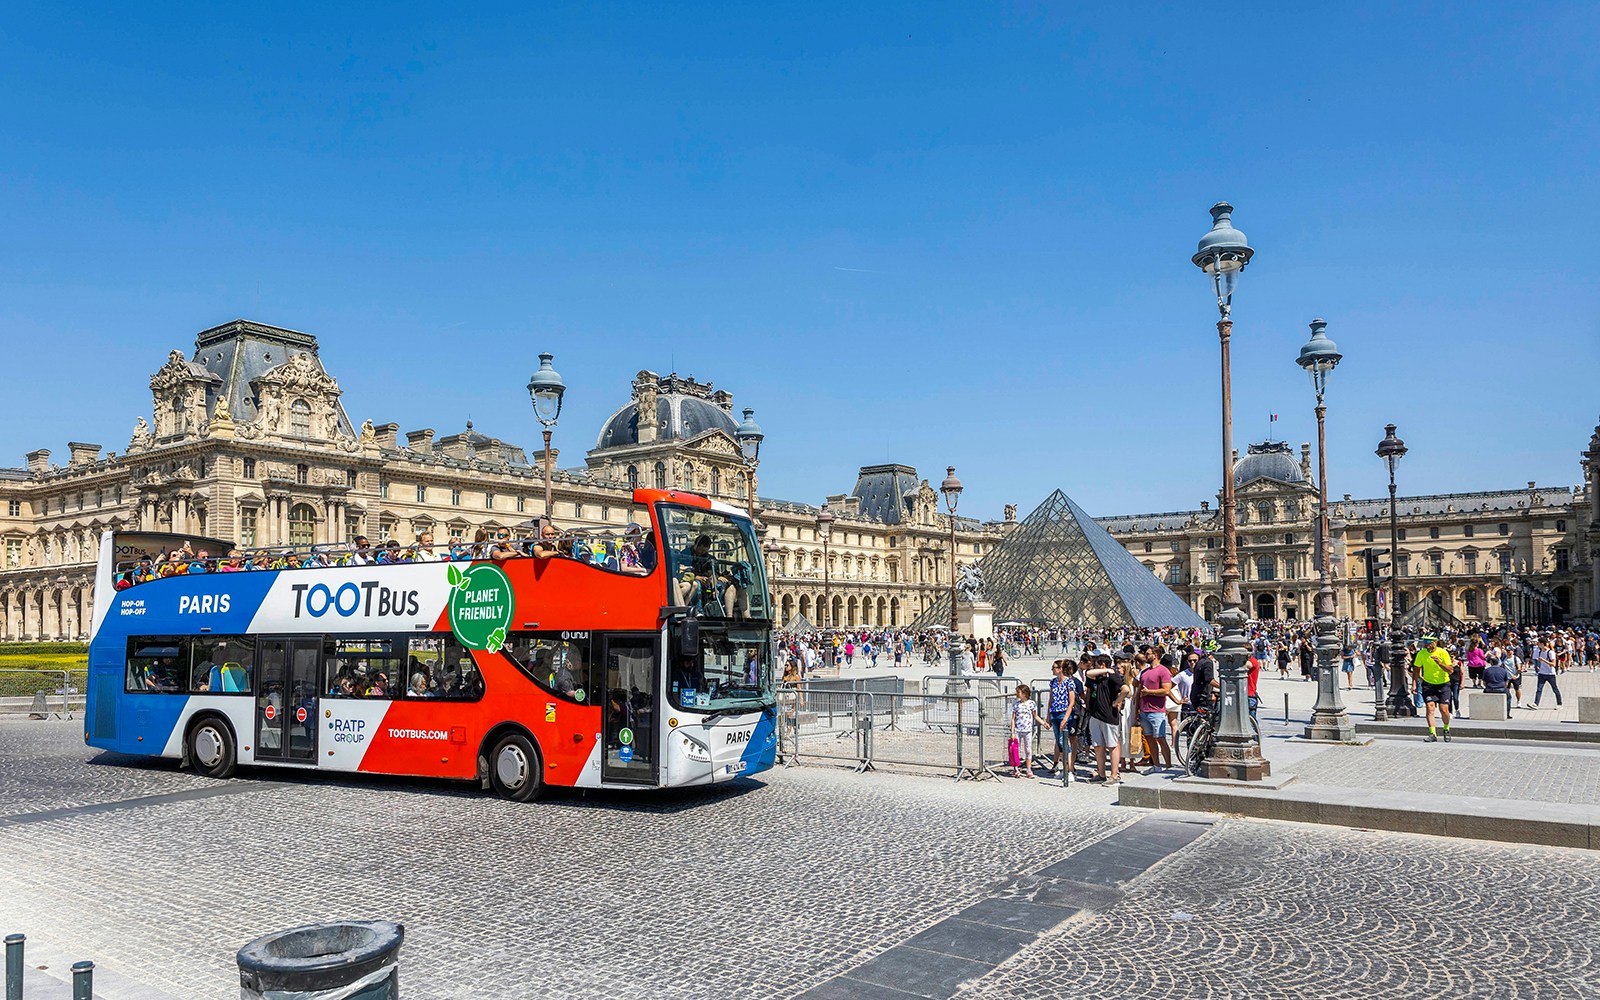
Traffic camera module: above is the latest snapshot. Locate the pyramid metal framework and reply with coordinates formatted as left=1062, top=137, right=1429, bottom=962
left=915, top=489, right=1210, bottom=631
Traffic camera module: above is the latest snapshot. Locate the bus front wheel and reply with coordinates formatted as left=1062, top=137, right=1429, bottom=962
left=489, top=733, right=543, bottom=802
left=187, top=718, right=237, bottom=779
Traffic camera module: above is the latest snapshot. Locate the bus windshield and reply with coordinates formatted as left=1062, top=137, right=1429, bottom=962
left=658, top=504, right=770, bottom=620
left=671, top=625, right=772, bottom=713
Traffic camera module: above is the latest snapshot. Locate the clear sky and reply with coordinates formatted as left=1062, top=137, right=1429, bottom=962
left=2, top=4, right=1596, bottom=521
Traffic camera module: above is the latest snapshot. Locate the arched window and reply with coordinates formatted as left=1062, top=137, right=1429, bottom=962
left=626, top=465, right=639, bottom=490
left=1256, top=502, right=1273, bottom=524
left=1463, top=590, right=1479, bottom=617
left=290, top=399, right=312, bottom=437
left=653, top=462, right=667, bottom=490
left=710, top=467, right=720, bottom=496
left=288, top=504, right=317, bottom=546
left=683, top=462, right=696, bottom=491
left=1255, top=556, right=1276, bottom=582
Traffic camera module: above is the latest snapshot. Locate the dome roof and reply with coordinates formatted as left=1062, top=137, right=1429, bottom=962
left=1234, top=441, right=1306, bottom=487
left=595, top=394, right=739, bottom=450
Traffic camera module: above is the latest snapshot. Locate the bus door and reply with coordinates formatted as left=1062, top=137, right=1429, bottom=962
left=600, top=634, right=658, bottom=785
left=255, top=637, right=321, bottom=763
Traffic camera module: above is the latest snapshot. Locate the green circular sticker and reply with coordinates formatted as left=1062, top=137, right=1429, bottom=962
left=573, top=688, right=586, bottom=703
left=619, top=727, right=634, bottom=746
left=447, top=563, right=514, bottom=652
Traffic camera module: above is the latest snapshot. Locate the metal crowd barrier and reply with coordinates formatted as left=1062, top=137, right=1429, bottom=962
left=0, top=670, right=79, bottom=719
left=777, top=681, right=1007, bottom=779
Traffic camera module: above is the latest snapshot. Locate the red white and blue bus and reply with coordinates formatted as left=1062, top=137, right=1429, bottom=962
left=83, top=490, right=776, bottom=800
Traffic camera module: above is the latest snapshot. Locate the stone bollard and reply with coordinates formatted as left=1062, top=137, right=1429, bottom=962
left=1578, top=697, right=1600, bottom=725
left=1467, top=693, right=1509, bottom=722
left=237, top=921, right=403, bottom=1000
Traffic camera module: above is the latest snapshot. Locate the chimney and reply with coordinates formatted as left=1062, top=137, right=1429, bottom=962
left=68, top=442, right=102, bottom=467
left=1528, top=480, right=1537, bottom=490
left=373, top=423, right=399, bottom=449
left=1343, top=493, right=1352, bottom=502
left=473, top=439, right=502, bottom=464
left=406, top=429, right=434, bottom=454
left=1231, top=448, right=1238, bottom=465
left=26, top=449, right=50, bottom=473
left=1201, top=500, right=1210, bottom=511
left=711, top=389, right=734, bottom=413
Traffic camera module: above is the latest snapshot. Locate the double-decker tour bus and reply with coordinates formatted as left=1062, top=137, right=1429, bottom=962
left=83, top=490, right=776, bottom=800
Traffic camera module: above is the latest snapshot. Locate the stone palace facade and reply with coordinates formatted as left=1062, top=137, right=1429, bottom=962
left=1, top=319, right=1595, bottom=639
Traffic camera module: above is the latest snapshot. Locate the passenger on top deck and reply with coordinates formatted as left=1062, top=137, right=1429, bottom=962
left=488, top=527, right=519, bottom=562
left=531, top=519, right=562, bottom=559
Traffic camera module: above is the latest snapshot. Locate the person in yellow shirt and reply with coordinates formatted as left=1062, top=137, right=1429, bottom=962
left=1414, top=635, right=1456, bottom=742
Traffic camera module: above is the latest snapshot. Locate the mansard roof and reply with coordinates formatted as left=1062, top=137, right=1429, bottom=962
left=189, top=318, right=355, bottom=437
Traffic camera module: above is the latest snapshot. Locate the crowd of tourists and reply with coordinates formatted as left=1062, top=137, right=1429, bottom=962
left=774, top=617, right=1600, bottom=782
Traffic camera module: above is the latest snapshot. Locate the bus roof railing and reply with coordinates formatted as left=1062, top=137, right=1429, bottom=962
left=112, top=524, right=661, bottom=587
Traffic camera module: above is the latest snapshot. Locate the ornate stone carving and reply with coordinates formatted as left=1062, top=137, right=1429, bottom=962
left=956, top=563, right=985, bottom=604
left=128, top=417, right=152, bottom=452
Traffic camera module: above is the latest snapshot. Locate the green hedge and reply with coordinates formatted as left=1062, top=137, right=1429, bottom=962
left=0, top=642, right=89, bottom=656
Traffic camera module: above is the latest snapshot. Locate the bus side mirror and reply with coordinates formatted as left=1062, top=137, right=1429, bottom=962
left=678, top=617, right=700, bottom=659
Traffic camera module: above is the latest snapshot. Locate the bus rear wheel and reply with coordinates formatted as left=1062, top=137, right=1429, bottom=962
left=489, top=733, right=543, bottom=802
left=187, top=718, right=236, bottom=779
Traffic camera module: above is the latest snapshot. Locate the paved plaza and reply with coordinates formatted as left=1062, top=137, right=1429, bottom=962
left=2, top=718, right=1599, bottom=999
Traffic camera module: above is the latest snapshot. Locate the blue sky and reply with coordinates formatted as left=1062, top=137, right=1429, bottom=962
left=2, top=4, right=1596, bottom=520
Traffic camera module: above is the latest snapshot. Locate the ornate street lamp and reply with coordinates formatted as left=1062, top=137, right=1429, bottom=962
left=816, top=507, right=833, bottom=633
left=1376, top=424, right=1409, bottom=716
left=526, top=353, right=566, bottom=520
left=734, top=407, right=764, bottom=524
left=1191, top=202, right=1270, bottom=780
left=1297, top=320, right=1353, bottom=740
left=940, top=466, right=964, bottom=678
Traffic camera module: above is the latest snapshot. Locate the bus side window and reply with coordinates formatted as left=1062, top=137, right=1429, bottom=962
left=405, top=634, right=483, bottom=701
left=499, top=632, right=589, bottom=704
left=189, top=636, right=255, bottom=694
left=126, top=637, right=189, bottom=693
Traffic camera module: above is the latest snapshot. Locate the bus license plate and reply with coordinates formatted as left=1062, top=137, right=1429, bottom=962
left=724, top=761, right=747, bottom=775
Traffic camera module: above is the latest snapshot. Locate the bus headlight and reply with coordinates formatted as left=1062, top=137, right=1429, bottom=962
left=678, top=732, right=712, bottom=763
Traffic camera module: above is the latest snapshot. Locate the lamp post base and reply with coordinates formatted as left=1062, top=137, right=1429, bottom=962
left=1303, top=711, right=1357, bottom=742
left=1198, top=737, right=1272, bottom=781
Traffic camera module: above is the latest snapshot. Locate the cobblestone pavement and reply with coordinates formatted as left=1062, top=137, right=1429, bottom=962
left=1282, top=740, right=1600, bottom=805
left=0, top=721, right=1124, bottom=999
left=3, top=720, right=1598, bottom=999
left=952, top=819, right=1600, bottom=1000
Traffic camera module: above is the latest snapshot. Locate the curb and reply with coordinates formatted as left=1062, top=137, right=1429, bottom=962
left=1356, top=720, right=1600, bottom=744
left=1118, top=779, right=1600, bottom=850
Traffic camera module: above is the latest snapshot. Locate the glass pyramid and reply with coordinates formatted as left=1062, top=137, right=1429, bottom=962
left=915, top=489, right=1210, bottom=631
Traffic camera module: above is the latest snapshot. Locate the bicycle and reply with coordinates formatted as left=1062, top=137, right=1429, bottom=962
left=1174, top=704, right=1262, bottom=776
